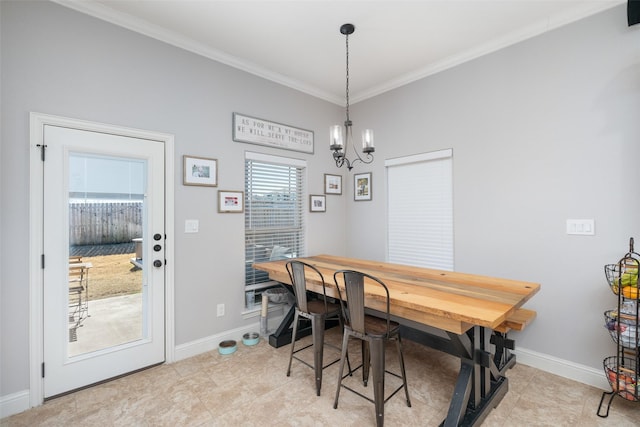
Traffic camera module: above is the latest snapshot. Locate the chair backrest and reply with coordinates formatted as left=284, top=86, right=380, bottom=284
left=286, top=260, right=329, bottom=314
left=333, top=270, right=392, bottom=335
left=69, top=265, right=86, bottom=285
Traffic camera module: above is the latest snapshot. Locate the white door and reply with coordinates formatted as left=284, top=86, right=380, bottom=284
left=42, top=124, right=166, bottom=398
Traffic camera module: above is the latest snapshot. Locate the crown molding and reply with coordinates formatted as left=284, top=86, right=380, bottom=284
left=350, top=0, right=624, bottom=104
left=52, top=0, right=343, bottom=105
left=53, top=0, right=623, bottom=106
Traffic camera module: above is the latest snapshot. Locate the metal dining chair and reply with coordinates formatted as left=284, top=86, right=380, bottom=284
left=285, top=260, right=349, bottom=396
left=333, top=269, right=411, bottom=427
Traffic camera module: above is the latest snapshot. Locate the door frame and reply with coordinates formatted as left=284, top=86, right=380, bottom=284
left=28, top=112, right=175, bottom=407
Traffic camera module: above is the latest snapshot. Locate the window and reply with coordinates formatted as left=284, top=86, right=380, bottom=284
left=245, top=152, right=306, bottom=290
left=386, top=149, right=453, bottom=270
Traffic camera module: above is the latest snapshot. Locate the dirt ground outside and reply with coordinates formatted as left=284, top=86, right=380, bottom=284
left=84, top=253, right=142, bottom=300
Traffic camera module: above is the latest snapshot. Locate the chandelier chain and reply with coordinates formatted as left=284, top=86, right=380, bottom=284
left=330, top=23, right=374, bottom=170
left=345, top=32, right=350, bottom=123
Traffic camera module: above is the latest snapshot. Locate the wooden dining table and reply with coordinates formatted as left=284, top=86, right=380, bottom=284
left=253, top=254, right=540, bottom=427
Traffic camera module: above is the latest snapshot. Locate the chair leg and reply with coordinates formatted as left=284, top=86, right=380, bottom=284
left=311, top=314, right=326, bottom=396
left=362, top=340, right=370, bottom=386
left=287, top=310, right=300, bottom=377
left=396, top=336, right=411, bottom=407
left=333, top=331, right=350, bottom=409
left=369, top=339, right=385, bottom=427
left=336, top=312, right=353, bottom=375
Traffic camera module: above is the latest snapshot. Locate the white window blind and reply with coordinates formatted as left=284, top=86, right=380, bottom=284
left=386, top=149, right=453, bottom=271
left=245, top=152, right=305, bottom=287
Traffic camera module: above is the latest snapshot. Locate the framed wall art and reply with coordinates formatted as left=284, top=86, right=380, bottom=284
left=324, top=174, right=342, bottom=195
left=310, top=195, right=326, bottom=212
left=354, top=172, right=372, bottom=201
left=183, top=155, right=217, bottom=187
left=218, top=190, right=244, bottom=213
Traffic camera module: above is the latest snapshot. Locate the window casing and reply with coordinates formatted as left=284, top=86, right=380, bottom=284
left=245, top=152, right=306, bottom=290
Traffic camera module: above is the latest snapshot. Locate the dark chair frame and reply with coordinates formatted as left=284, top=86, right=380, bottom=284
left=285, top=260, right=349, bottom=396
left=333, top=269, right=411, bottom=427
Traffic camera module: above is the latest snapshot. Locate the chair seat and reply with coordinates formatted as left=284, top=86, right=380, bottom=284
left=306, top=299, right=340, bottom=316
left=363, top=315, right=400, bottom=338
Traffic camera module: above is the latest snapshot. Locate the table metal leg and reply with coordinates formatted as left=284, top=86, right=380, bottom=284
left=474, top=326, right=491, bottom=404
left=442, top=326, right=510, bottom=426
left=444, top=358, right=474, bottom=427
left=400, top=324, right=512, bottom=426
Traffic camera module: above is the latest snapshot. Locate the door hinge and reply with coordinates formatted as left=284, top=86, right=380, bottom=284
left=41, top=362, right=45, bottom=378
left=41, top=254, right=45, bottom=269
left=36, top=144, right=47, bottom=161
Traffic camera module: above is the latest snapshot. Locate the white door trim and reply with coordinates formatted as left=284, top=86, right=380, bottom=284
left=28, top=112, right=175, bottom=407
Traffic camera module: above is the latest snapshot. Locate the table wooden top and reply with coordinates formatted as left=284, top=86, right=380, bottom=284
left=253, top=254, right=540, bottom=334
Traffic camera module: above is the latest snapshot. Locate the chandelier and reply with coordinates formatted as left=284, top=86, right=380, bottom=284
left=329, top=23, right=374, bottom=171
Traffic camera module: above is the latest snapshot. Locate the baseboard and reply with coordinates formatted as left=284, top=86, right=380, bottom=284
left=174, top=310, right=286, bottom=361
left=0, top=390, right=30, bottom=420
left=514, top=347, right=609, bottom=390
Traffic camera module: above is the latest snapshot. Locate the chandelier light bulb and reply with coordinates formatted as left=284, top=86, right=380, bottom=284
left=362, top=129, right=374, bottom=152
left=330, top=125, right=344, bottom=150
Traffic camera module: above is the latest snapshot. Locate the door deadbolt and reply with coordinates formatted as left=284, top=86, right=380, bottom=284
left=153, top=244, right=162, bottom=252
left=153, top=233, right=162, bottom=241
left=153, top=260, right=163, bottom=267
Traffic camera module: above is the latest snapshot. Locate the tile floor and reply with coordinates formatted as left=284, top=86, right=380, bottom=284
left=2, top=328, right=638, bottom=426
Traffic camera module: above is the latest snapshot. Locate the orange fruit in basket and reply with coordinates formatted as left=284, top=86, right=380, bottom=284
left=622, top=286, right=639, bottom=299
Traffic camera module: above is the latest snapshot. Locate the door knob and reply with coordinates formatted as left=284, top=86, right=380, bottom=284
left=153, top=244, right=162, bottom=252
left=153, top=260, right=163, bottom=267
left=153, top=233, right=162, bottom=241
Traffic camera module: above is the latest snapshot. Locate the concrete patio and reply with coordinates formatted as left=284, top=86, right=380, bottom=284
left=69, top=293, right=143, bottom=357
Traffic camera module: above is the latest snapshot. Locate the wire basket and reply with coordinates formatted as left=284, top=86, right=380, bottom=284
left=604, top=310, right=639, bottom=348
left=603, top=356, right=639, bottom=401
left=605, top=259, right=640, bottom=297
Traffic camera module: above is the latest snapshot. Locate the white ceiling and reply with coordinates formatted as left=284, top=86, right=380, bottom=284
left=56, top=0, right=623, bottom=105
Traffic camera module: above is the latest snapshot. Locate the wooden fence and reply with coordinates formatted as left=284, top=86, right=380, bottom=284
left=69, top=202, right=142, bottom=245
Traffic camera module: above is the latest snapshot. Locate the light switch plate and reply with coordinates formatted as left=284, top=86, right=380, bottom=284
left=185, top=219, right=199, bottom=233
left=566, top=219, right=594, bottom=235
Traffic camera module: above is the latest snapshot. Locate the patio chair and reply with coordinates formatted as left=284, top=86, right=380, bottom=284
left=69, top=264, right=89, bottom=326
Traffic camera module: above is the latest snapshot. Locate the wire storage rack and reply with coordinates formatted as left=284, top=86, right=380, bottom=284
left=598, top=238, right=640, bottom=417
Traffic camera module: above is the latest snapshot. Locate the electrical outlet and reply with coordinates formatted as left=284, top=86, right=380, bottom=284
left=217, top=303, right=225, bottom=317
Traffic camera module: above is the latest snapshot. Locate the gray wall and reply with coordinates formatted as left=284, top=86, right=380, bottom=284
left=0, top=0, right=347, bottom=396
left=1, top=0, right=639, bottom=401
left=346, top=6, right=640, bottom=368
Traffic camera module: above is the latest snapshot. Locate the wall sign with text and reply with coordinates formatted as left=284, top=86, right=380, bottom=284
left=232, top=113, right=314, bottom=154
